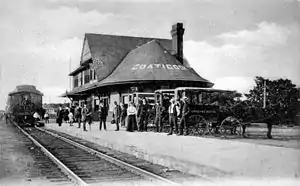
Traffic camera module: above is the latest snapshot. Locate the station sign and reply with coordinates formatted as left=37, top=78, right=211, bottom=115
left=132, top=64, right=187, bottom=71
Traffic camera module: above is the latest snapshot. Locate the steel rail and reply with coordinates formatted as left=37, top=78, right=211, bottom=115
left=12, top=122, right=89, bottom=186
left=37, top=127, right=181, bottom=186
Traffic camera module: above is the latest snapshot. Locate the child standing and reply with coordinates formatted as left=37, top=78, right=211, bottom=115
left=44, top=112, right=49, bottom=123
left=68, top=110, right=74, bottom=126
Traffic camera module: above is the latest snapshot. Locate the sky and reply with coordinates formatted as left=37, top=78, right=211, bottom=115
left=0, top=0, right=299, bottom=110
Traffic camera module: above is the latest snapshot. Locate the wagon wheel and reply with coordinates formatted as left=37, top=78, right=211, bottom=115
left=234, top=121, right=243, bottom=137
left=194, top=115, right=210, bottom=136
left=219, top=117, right=231, bottom=138
left=161, top=116, right=169, bottom=133
left=220, top=116, right=242, bottom=138
left=229, top=117, right=245, bottom=137
left=218, top=125, right=227, bottom=137
left=239, top=122, right=249, bottom=138
left=147, top=112, right=156, bottom=131
left=207, top=122, right=215, bottom=135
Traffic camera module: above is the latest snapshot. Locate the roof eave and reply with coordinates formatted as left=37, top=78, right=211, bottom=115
left=69, top=64, right=90, bottom=76
left=81, top=58, right=92, bottom=66
left=97, top=79, right=214, bottom=89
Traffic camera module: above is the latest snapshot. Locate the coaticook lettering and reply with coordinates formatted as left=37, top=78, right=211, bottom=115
left=132, top=64, right=187, bottom=70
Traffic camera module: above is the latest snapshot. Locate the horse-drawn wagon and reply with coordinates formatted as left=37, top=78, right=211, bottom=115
left=154, top=87, right=244, bottom=136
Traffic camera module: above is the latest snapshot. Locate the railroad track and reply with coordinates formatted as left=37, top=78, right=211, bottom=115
left=12, top=122, right=180, bottom=186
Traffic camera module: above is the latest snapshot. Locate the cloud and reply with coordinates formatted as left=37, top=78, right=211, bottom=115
left=213, top=77, right=256, bottom=93
left=26, top=37, right=82, bottom=67
left=217, top=22, right=290, bottom=47
left=41, top=86, right=69, bottom=103
left=184, top=21, right=300, bottom=94
left=34, top=6, right=134, bottom=39
left=0, top=4, right=136, bottom=109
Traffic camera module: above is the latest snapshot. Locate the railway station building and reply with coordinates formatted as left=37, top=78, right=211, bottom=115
left=62, top=23, right=213, bottom=119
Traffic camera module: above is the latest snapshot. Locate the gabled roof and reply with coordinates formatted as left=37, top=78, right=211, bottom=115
left=99, top=40, right=213, bottom=87
left=83, top=33, right=173, bottom=81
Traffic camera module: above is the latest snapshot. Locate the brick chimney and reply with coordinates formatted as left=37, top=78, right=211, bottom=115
left=171, top=22, right=185, bottom=64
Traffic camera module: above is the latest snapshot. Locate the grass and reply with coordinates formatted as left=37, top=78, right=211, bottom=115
left=223, top=125, right=300, bottom=149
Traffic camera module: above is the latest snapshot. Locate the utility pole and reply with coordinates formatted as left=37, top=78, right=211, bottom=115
left=69, top=57, right=72, bottom=91
left=263, top=79, right=266, bottom=109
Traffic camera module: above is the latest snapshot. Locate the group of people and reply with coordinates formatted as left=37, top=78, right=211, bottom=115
left=157, top=96, right=190, bottom=136
left=56, top=103, right=93, bottom=131
left=111, top=100, right=145, bottom=132
left=109, top=95, right=191, bottom=135
left=111, top=98, right=156, bottom=132
left=32, top=110, right=49, bottom=124
left=55, top=95, right=191, bottom=136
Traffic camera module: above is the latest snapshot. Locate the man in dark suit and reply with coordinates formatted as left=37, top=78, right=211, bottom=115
left=179, top=96, right=190, bottom=136
left=167, top=98, right=180, bottom=135
left=81, top=103, right=89, bottom=131
left=113, top=101, right=121, bottom=131
left=75, top=103, right=82, bottom=128
left=137, top=98, right=149, bottom=132
left=154, top=100, right=163, bottom=132
left=56, top=104, right=64, bottom=127
left=99, top=101, right=108, bottom=130
left=5, top=113, right=8, bottom=124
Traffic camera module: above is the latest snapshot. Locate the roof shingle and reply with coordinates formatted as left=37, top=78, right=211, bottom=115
left=99, top=40, right=213, bottom=87
left=85, top=33, right=173, bottom=81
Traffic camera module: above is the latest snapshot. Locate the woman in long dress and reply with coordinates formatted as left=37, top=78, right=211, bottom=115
left=126, top=102, right=137, bottom=132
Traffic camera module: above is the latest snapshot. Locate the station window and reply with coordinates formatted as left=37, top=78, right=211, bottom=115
left=123, top=95, right=129, bottom=104
left=94, top=99, right=99, bottom=111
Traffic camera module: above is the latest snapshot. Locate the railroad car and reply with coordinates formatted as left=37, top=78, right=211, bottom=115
left=6, top=85, right=44, bottom=127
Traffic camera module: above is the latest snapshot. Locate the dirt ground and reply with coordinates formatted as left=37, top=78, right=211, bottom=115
left=48, top=118, right=300, bottom=149
left=0, top=117, right=54, bottom=185
left=0, top=119, right=33, bottom=181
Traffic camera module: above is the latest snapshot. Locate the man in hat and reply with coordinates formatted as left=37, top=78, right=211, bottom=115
left=167, top=98, right=180, bottom=135
left=99, top=101, right=108, bottom=131
left=5, top=113, right=8, bottom=124
left=179, top=96, right=190, bottom=135
left=137, top=98, right=149, bottom=132
left=81, top=103, right=89, bottom=131
left=154, top=100, right=163, bottom=132
left=74, top=103, right=82, bottom=128
left=112, top=101, right=121, bottom=131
